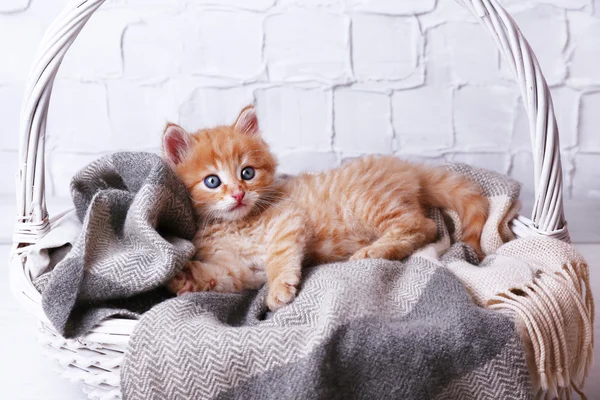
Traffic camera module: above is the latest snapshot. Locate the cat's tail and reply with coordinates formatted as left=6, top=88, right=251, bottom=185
left=420, top=167, right=489, bottom=258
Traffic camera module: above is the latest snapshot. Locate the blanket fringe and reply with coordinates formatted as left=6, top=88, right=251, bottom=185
left=488, top=262, right=594, bottom=400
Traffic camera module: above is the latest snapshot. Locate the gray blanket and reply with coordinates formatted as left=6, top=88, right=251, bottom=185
left=122, top=257, right=531, bottom=400
left=38, top=152, right=533, bottom=399
left=37, top=152, right=196, bottom=337
left=33, top=148, right=596, bottom=399
left=118, top=162, right=533, bottom=400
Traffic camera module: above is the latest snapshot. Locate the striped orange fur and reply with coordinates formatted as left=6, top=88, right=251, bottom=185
left=163, top=106, right=489, bottom=310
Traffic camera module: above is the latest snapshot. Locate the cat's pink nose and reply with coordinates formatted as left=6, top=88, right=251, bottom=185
left=232, top=191, right=245, bottom=203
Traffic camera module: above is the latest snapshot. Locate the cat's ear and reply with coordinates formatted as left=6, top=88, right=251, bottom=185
left=163, top=123, right=191, bottom=165
left=234, top=105, right=260, bottom=136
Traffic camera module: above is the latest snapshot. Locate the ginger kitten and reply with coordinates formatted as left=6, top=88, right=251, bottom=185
left=163, top=106, right=489, bottom=311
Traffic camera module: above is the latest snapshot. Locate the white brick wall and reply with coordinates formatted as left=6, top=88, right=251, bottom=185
left=1, top=0, right=600, bottom=201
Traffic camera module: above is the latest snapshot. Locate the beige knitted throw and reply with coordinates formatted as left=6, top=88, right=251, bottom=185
left=432, top=165, right=594, bottom=399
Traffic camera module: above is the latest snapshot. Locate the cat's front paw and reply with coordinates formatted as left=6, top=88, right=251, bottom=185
left=267, top=276, right=299, bottom=311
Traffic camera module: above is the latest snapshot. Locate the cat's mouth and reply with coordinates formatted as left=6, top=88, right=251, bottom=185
left=223, top=202, right=252, bottom=220
left=229, top=203, right=246, bottom=211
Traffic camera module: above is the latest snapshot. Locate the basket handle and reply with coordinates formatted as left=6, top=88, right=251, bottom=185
left=14, top=0, right=568, bottom=243
left=455, top=0, right=567, bottom=241
left=15, top=0, right=105, bottom=243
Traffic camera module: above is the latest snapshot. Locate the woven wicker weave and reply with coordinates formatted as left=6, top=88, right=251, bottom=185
left=9, top=0, right=570, bottom=399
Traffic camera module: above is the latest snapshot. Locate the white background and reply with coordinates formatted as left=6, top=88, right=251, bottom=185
left=0, top=0, right=599, bottom=399
left=1, top=0, right=600, bottom=200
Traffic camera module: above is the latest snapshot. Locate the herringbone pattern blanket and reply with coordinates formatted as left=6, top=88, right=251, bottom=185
left=36, top=154, right=592, bottom=399
left=36, top=152, right=196, bottom=337
left=122, top=256, right=532, bottom=400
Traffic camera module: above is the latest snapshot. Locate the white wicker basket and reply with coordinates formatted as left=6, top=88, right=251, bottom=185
left=9, top=0, right=571, bottom=399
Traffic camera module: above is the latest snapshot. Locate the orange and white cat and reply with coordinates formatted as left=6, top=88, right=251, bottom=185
left=163, top=105, right=489, bottom=311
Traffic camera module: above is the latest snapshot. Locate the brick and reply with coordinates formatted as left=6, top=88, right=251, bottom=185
left=46, top=81, right=113, bottom=152
left=523, top=0, right=589, bottom=9
left=351, top=14, right=419, bottom=81
left=511, top=99, right=530, bottom=152
left=394, top=153, right=445, bottom=166
left=277, top=151, right=338, bottom=175
left=0, top=151, right=18, bottom=195
left=426, top=22, right=502, bottom=85
left=418, top=0, right=475, bottom=28
left=181, top=11, right=264, bottom=80
left=0, top=15, right=44, bottom=84
left=106, top=81, right=178, bottom=151
left=454, top=86, right=517, bottom=151
left=562, top=152, right=575, bottom=200
left=423, top=25, right=451, bottom=86
left=0, top=0, right=29, bottom=13
left=510, top=152, right=535, bottom=197
left=551, top=88, right=580, bottom=150
left=125, top=0, right=186, bottom=7
left=504, top=5, right=567, bottom=86
left=185, top=0, right=275, bottom=10
left=573, top=154, right=600, bottom=198
left=279, top=0, right=343, bottom=6
left=59, top=10, right=136, bottom=80
left=447, top=152, right=510, bottom=175
left=264, top=11, right=350, bottom=82
left=393, top=87, right=453, bottom=151
left=0, top=85, right=23, bottom=151
left=502, top=0, right=588, bottom=9
left=254, top=87, right=331, bottom=150
left=569, top=19, right=600, bottom=86
left=122, top=16, right=185, bottom=82
left=48, top=152, right=110, bottom=198
left=579, top=92, right=600, bottom=152
left=347, top=0, right=435, bottom=15
left=178, top=86, right=256, bottom=131
left=27, top=0, right=73, bottom=26
left=333, top=89, right=393, bottom=154
left=4, top=0, right=599, bottom=205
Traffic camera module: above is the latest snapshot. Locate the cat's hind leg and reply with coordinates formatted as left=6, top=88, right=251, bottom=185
left=166, top=261, right=211, bottom=295
left=167, top=260, right=240, bottom=295
left=350, top=211, right=437, bottom=261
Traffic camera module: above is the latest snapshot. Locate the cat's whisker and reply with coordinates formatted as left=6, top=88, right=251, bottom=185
left=254, top=197, right=287, bottom=212
left=256, top=190, right=291, bottom=203
left=257, top=201, right=286, bottom=213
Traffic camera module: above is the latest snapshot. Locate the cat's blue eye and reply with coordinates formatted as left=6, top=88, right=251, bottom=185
left=204, top=175, right=221, bottom=189
left=241, top=167, right=255, bottom=181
